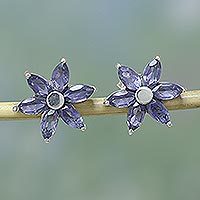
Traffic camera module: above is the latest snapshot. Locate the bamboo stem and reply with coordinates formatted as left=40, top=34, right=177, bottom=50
left=0, top=90, right=200, bottom=120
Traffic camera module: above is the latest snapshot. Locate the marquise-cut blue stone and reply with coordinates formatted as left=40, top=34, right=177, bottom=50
left=51, top=61, right=69, bottom=91
left=118, top=66, right=141, bottom=91
left=18, top=97, right=46, bottom=115
left=59, top=104, right=84, bottom=129
left=27, top=74, right=50, bottom=96
left=146, top=100, right=170, bottom=124
left=40, top=110, right=59, bottom=140
left=143, top=58, right=161, bottom=86
left=107, top=90, right=136, bottom=108
left=154, top=82, right=183, bottom=100
left=127, top=105, right=146, bottom=131
left=64, top=84, right=95, bottom=103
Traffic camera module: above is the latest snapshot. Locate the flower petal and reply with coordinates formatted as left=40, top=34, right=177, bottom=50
left=40, top=110, right=59, bottom=142
left=127, top=105, right=146, bottom=133
left=146, top=100, right=171, bottom=125
left=143, top=57, right=162, bottom=86
left=64, top=84, right=95, bottom=103
left=106, top=90, right=136, bottom=108
left=18, top=97, right=46, bottom=115
left=118, top=65, right=141, bottom=91
left=51, top=60, right=70, bottom=91
left=27, top=74, right=50, bottom=96
left=153, top=82, right=184, bottom=100
left=59, top=104, right=85, bottom=129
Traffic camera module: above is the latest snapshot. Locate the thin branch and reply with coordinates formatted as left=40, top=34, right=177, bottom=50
left=0, top=90, right=200, bottom=120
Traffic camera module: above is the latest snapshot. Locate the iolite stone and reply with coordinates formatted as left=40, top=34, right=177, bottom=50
left=154, top=82, right=184, bottom=100
left=127, top=105, right=146, bottom=132
left=146, top=100, right=171, bottom=125
left=118, top=65, right=141, bottom=91
left=143, top=58, right=161, bottom=86
left=27, top=74, right=50, bottom=96
left=40, top=110, right=59, bottom=141
left=51, top=61, right=69, bottom=91
left=64, top=84, right=95, bottom=103
left=46, top=91, right=65, bottom=110
left=18, top=97, right=46, bottom=115
left=59, top=104, right=84, bottom=129
left=106, top=90, right=136, bottom=108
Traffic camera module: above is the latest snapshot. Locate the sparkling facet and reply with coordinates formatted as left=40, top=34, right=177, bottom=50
left=143, top=58, right=161, bottom=86
left=154, top=82, right=184, bottom=100
left=51, top=60, right=69, bottom=91
left=40, top=110, right=59, bottom=141
left=135, top=86, right=153, bottom=105
left=59, top=104, right=85, bottom=129
left=27, top=74, right=50, bottom=96
left=146, top=100, right=171, bottom=125
left=46, top=91, right=65, bottom=110
left=127, top=105, right=146, bottom=132
left=64, top=84, right=95, bottom=103
left=106, top=90, right=135, bottom=108
left=118, top=66, right=141, bottom=91
left=18, top=97, right=46, bottom=115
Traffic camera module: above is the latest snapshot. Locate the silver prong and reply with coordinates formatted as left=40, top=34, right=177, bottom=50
left=24, top=71, right=31, bottom=79
left=155, top=55, right=160, bottom=61
left=117, top=81, right=126, bottom=89
left=115, top=63, right=122, bottom=69
left=91, top=86, right=96, bottom=92
left=60, top=58, right=66, bottom=63
left=44, top=138, right=50, bottom=144
left=81, top=125, right=87, bottom=132
left=128, top=129, right=134, bottom=136
left=103, top=100, right=110, bottom=106
left=167, top=121, right=173, bottom=128
left=13, top=105, right=19, bottom=112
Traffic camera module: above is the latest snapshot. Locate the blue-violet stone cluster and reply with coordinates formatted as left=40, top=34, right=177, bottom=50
left=105, top=56, right=184, bottom=134
left=17, top=58, right=95, bottom=143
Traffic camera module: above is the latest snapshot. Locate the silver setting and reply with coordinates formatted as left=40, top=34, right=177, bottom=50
left=117, top=81, right=126, bottom=90
left=135, top=86, right=153, bottom=105
left=60, top=57, right=66, bottom=63
left=46, top=91, right=65, bottom=110
left=115, top=63, right=122, bottom=69
left=167, top=121, right=173, bottom=128
left=24, top=71, right=31, bottom=79
left=13, top=105, right=19, bottom=112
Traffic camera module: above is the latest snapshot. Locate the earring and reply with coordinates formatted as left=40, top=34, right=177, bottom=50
left=104, top=56, right=184, bottom=135
left=15, top=58, right=96, bottom=143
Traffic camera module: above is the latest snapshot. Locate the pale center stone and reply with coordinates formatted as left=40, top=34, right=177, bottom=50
left=135, top=86, right=153, bottom=105
left=46, top=91, right=65, bottom=110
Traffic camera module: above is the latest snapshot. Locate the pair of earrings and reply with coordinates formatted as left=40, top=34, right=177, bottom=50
left=15, top=56, right=184, bottom=143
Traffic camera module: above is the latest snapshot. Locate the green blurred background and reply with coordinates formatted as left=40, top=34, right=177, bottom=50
left=0, top=0, right=200, bottom=199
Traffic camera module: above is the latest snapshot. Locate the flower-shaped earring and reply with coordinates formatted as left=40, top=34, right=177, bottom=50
left=15, top=58, right=95, bottom=143
left=105, top=56, right=184, bottom=135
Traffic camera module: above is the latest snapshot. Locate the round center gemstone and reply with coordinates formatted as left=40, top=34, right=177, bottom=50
left=46, top=91, right=65, bottom=110
left=135, top=86, right=153, bottom=105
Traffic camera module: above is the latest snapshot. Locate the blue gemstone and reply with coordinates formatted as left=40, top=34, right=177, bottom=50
left=143, top=58, right=161, bottom=86
left=106, top=90, right=136, bottom=108
left=40, top=110, right=59, bottom=141
left=146, top=100, right=170, bottom=125
left=51, top=61, right=69, bottom=91
left=154, top=82, right=184, bottom=100
left=127, top=105, right=146, bottom=132
left=64, top=84, right=95, bottom=103
left=118, top=66, right=141, bottom=91
left=18, top=97, right=46, bottom=115
left=59, top=104, right=85, bottom=129
left=27, top=74, right=50, bottom=96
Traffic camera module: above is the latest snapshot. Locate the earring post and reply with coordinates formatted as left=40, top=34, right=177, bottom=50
left=0, top=90, right=199, bottom=120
